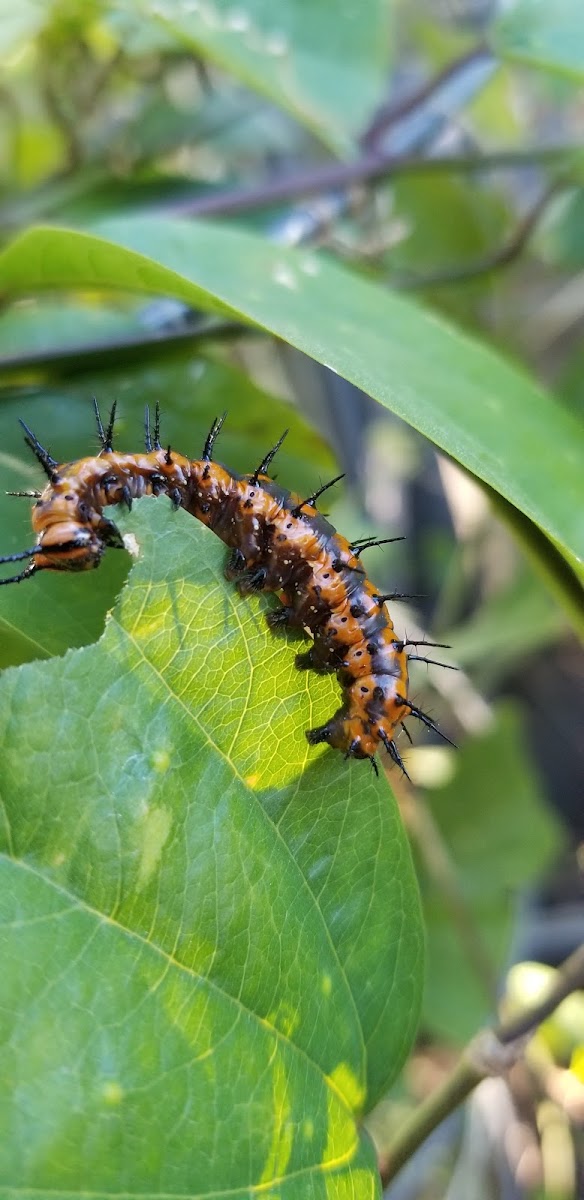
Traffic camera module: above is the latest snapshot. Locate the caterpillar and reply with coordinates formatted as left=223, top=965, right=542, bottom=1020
left=0, top=402, right=456, bottom=775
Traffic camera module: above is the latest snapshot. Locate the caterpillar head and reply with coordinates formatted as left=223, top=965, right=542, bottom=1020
left=0, top=524, right=105, bottom=585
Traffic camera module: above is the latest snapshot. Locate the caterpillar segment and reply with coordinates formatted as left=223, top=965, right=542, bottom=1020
left=0, top=404, right=456, bottom=772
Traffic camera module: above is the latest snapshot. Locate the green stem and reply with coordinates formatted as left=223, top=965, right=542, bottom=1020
left=378, top=942, right=584, bottom=1187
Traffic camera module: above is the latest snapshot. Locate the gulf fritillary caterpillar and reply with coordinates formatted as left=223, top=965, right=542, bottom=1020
left=0, top=402, right=456, bottom=775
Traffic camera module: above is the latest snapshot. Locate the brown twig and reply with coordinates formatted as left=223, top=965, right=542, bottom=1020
left=360, top=46, right=492, bottom=150
left=161, top=145, right=579, bottom=220
left=0, top=183, right=569, bottom=380
left=378, top=942, right=584, bottom=1187
left=494, top=943, right=584, bottom=1045
left=395, top=184, right=562, bottom=289
left=38, top=50, right=84, bottom=173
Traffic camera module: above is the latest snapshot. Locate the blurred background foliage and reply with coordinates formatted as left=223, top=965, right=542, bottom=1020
left=0, top=0, right=583, bottom=1196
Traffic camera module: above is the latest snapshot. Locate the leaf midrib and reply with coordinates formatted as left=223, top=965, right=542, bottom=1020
left=1, top=850, right=357, bottom=1131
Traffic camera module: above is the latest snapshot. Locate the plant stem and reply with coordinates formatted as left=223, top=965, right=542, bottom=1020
left=494, top=943, right=584, bottom=1045
left=378, top=1051, right=483, bottom=1185
left=378, top=942, right=584, bottom=1187
left=163, top=145, right=579, bottom=220
left=395, top=183, right=562, bottom=289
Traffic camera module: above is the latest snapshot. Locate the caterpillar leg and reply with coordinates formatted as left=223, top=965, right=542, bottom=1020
left=266, top=605, right=294, bottom=632
left=224, top=549, right=268, bottom=595
left=306, top=718, right=379, bottom=773
left=344, top=738, right=379, bottom=776
left=305, top=721, right=333, bottom=746
left=100, top=519, right=125, bottom=550
left=236, top=566, right=267, bottom=595
left=295, top=647, right=336, bottom=674
left=296, top=649, right=315, bottom=670
left=224, top=548, right=247, bottom=579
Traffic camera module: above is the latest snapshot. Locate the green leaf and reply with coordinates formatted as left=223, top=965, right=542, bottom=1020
left=419, top=704, right=562, bottom=1044
left=0, top=499, right=423, bottom=1193
left=447, top=566, right=567, bottom=688
left=0, top=299, right=144, bottom=363
left=109, top=0, right=393, bottom=153
left=0, top=352, right=334, bottom=666
left=535, top=187, right=584, bottom=268
left=0, top=0, right=103, bottom=58
left=388, top=173, right=509, bottom=328
left=493, top=0, right=584, bottom=82
left=0, top=0, right=46, bottom=57
left=0, top=219, right=582, bottom=572
left=558, top=338, right=584, bottom=423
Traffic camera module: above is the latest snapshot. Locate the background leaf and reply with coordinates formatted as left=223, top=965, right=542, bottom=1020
left=0, top=220, right=582, bottom=570
left=0, top=500, right=424, bottom=1193
left=109, top=0, right=393, bottom=153
left=419, top=705, right=562, bottom=1044
left=493, top=0, right=584, bottom=81
left=0, top=0, right=46, bottom=57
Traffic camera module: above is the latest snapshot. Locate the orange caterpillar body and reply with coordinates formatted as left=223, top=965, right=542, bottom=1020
left=0, top=404, right=455, bottom=774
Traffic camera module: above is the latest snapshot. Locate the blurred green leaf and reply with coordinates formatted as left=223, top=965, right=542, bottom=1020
left=558, top=339, right=584, bottom=423
left=0, top=299, right=144, bottom=361
left=493, top=0, right=584, bottom=82
left=1, top=0, right=102, bottom=57
left=389, top=173, right=508, bottom=327
left=110, top=0, right=393, bottom=152
left=0, top=220, right=582, bottom=575
left=0, top=351, right=334, bottom=665
left=535, top=187, right=584, bottom=267
left=0, top=499, right=423, bottom=1192
left=447, top=568, right=567, bottom=689
left=0, top=0, right=46, bottom=56
left=420, top=704, right=562, bottom=1043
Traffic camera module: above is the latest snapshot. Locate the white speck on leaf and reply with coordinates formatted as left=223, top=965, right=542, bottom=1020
left=225, top=8, right=250, bottom=31
left=265, top=32, right=289, bottom=56
left=123, top=532, right=140, bottom=558
left=272, top=263, right=298, bottom=290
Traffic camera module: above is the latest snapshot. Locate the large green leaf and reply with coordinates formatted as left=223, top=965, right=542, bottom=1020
left=0, top=499, right=423, bottom=1195
left=0, top=219, right=582, bottom=572
left=493, top=0, right=584, bottom=81
left=109, top=0, right=392, bottom=152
